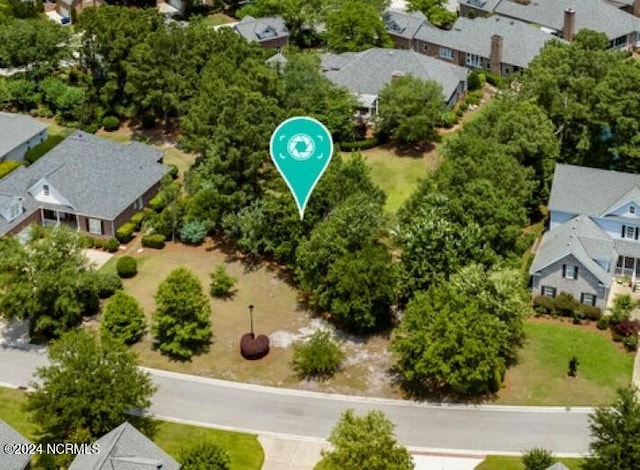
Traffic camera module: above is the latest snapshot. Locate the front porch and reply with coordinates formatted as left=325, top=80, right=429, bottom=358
left=615, top=255, right=640, bottom=287
left=41, top=208, right=79, bottom=231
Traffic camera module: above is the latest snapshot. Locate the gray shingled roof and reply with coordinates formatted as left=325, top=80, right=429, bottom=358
left=233, top=15, right=289, bottom=42
left=413, top=15, right=563, bottom=69
left=69, top=422, right=180, bottom=470
left=0, top=112, right=48, bottom=159
left=383, top=9, right=427, bottom=39
left=494, top=0, right=640, bottom=40
left=321, top=48, right=467, bottom=105
left=0, top=420, right=31, bottom=470
left=549, top=164, right=640, bottom=217
left=529, top=214, right=614, bottom=285
left=0, top=131, right=168, bottom=236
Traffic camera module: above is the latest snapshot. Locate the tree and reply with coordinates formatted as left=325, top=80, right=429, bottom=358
left=101, top=291, right=146, bottom=344
left=325, top=244, right=396, bottom=333
left=522, top=447, right=556, bottom=470
left=583, top=386, right=640, bottom=470
left=376, top=75, right=446, bottom=145
left=391, top=265, right=526, bottom=394
left=180, top=442, right=231, bottom=470
left=26, top=330, right=155, bottom=445
left=0, top=227, right=100, bottom=339
left=209, top=265, right=237, bottom=298
left=153, top=267, right=212, bottom=359
left=326, top=0, right=392, bottom=53
left=407, top=0, right=456, bottom=28
left=319, top=409, right=414, bottom=470
left=291, top=328, right=344, bottom=380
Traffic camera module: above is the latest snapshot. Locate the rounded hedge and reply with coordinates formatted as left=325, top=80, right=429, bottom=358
left=104, top=237, right=120, bottom=253
left=116, top=256, right=138, bottom=279
left=95, top=272, right=123, bottom=299
left=102, top=116, right=120, bottom=132
left=240, top=333, right=270, bottom=360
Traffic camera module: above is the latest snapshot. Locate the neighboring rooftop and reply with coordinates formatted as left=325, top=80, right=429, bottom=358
left=492, top=0, right=640, bottom=40
left=0, top=112, right=48, bottom=158
left=414, top=15, right=563, bottom=68
left=0, top=419, right=31, bottom=470
left=233, top=15, right=289, bottom=42
left=321, top=48, right=468, bottom=105
left=529, top=214, right=614, bottom=285
left=549, top=164, right=640, bottom=218
left=69, top=422, right=180, bottom=470
left=383, top=9, right=427, bottom=39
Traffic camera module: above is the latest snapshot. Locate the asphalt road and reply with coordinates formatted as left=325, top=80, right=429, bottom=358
left=0, top=346, right=592, bottom=455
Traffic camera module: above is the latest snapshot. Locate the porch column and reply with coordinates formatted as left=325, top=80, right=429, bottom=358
left=75, top=215, right=80, bottom=232
left=39, top=207, right=44, bottom=227
left=633, top=257, right=637, bottom=285
left=55, top=211, right=60, bottom=227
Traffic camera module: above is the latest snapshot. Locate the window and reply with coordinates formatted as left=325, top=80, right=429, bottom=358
left=88, top=218, right=102, bottom=235
left=623, top=225, right=639, bottom=240
left=610, top=36, right=627, bottom=49
left=439, top=47, right=453, bottom=59
left=134, top=197, right=143, bottom=211
left=43, top=184, right=50, bottom=196
left=423, top=44, right=428, bottom=51
left=541, top=286, right=556, bottom=297
left=580, top=293, right=596, bottom=306
left=465, top=53, right=483, bottom=68
left=563, top=264, right=578, bottom=280
left=631, top=205, right=636, bottom=215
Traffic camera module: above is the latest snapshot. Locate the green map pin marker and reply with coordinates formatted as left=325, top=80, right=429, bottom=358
left=270, top=116, right=334, bottom=219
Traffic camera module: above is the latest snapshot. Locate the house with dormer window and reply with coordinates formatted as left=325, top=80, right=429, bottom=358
left=233, top=15, right=289, bottom=49
left=530, top=164, right=640, bottom=307
left=0, top=130, right=170, bottom=239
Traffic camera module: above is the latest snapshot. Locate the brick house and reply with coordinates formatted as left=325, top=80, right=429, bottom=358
left=0, top=130, right=170, bottom=239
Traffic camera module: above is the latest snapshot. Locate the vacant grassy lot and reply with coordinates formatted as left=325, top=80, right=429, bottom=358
left=495, top=320, right=633, bottom=406
left=0, top=387, right=263, bottom=470
left=101, top=241, right=397, bottom=397
left=475, top=456, right=584, bottom=470
left=345, top=145, right=441, bottom=213
left=204, top=12, right=237, bottom=26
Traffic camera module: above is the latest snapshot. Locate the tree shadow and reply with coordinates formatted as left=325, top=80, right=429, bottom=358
left=392, top=140, right=437, bottom=158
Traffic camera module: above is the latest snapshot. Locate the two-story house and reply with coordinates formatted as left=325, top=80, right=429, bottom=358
left=530, top=164, right=640, bottom=308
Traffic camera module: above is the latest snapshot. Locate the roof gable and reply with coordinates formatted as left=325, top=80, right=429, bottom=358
left=0, top=420, right=31, bottom=470
left=600, top=185, right=640, bottom=217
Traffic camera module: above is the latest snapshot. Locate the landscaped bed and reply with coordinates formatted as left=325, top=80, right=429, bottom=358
left=475, top=455, right=584, bottom=470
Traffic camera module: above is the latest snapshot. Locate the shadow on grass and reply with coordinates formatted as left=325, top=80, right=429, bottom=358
left=386, top=140, right=438, bottom=158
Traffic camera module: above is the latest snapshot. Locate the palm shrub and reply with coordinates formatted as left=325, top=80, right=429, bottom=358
left=291, top=329, right=344, bottom=380
left=522, top=447, right=556, bottom=470
left=101, top=291, right=146, bottom=344
left=209, top=266, right=237, bottom=298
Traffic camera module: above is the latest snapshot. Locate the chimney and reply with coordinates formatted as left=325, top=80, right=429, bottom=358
left=563, top=8, right=575, bottom=41
left=634, top=0, right=640, bottom=17
left=490, top=35, right=503, bottom=76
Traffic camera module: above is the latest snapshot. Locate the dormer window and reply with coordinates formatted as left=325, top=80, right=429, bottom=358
left=43, top=184, right=50, bottom=196
left=631, top=205, right=636, bottom=215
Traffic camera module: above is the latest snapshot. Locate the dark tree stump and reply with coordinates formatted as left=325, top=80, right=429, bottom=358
left=240, top=333, right=270, bottom=360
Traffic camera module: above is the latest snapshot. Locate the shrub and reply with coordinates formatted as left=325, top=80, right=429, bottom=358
left=614, top=319, right=640, bottom=338
left=579, top=304, right=602, bottom=321
left=94, top=272, right=123, bottom=299
left=240, top=333, right=270, bottom=360
left=168, top=164, right=179, bottom=180
left=597, top=317, right=610, bottom=330
left=180, top=442, right=231, bottom=470
left=101, top=291, right=145, bottom=344
left=459, top=102, right=469, bottom=112
left=291, top=329, right=344, bottom=380
left=532, top=295, right=555, bottom=315
left=613, top=332, right=624, bottom=342
left=141, top=233, right=166, bottom=249
left=209, top=266, right=237, bottom=298
left=522, top=447, right=556, bottom=470
left=467, top=70, right=482, bottom=91
left=115, top=222, right=136, bottom=244
left=623, top=335, right=638, bottom=352
left=24, top=135, right=65, bottom=165
left=130, top=210, right=149, bottom=230
left=0, top=160, right=22, bottom=180
left=79, top=234, right=95, bottom=249
left=180, top=219, right=208, bottom=245
left=149, top=194, right=165, bottom=212
left=485, top=71, right=504, bottom=87
left=116, top=256, right=138, bottom=279
left=554, top=292, right=579, bottom=317
left=465, top=93, right=481, bottom=107
left=487, top=367, right=502, bottom=394
left=102, top=115, right=120, bottom=132
left=609, top=293, right=636, bottom=325
left=455, top=107, right=464, bottom=118
left=338, top=137, right=379, bottom=151
left=83, top=123, right=100, bottom=134
left=93, top=237, right=104, bottom=249
left=441, top=111, right=458, bottom=129
left=104, top=237, right=120, bottom=253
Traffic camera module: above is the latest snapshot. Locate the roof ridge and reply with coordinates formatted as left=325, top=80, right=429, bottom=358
left=95, top=422, right=128, bottom=468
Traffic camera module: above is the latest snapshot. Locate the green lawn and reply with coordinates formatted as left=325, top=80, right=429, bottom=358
left=203, top=12, right=237, bottom=26
left=495, top=321, right=633, bottom=406
left=0, top=387, right=264, bottom=470
left=346, top=146, right=441, bottom=213
left=475, top=455, right=584, bottom=470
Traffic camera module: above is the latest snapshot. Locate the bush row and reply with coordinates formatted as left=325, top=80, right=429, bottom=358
left=338, top=137, right=380, bottom=151
left=80, top=235, right=120, bottom=253
left=141, top=233, right=166, bottom=249
left=533, top=293, right=602, bottom=321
